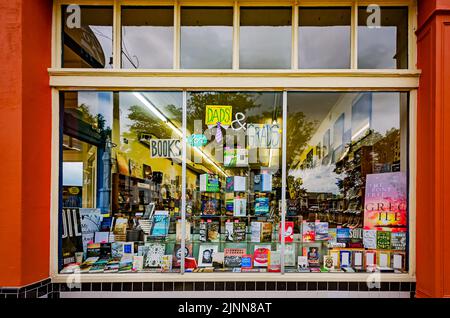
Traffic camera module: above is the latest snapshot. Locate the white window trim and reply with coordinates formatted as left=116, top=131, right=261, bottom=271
left=50, top=0, right=418, bottom=282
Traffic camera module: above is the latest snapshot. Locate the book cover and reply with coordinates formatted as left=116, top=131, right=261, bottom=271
left=376, top=231, right=392, bottom=250
left=224, top=248, right=246, bottom=268
left=339, top=250, right=352, bottom=268
left=233, top=198, right=247, bottom=217
left=364, top=172, right=407, bottom=231
left=352, top=250, right=364, bottom=269
left=391, top=232, right=407, bottom=250
left=212, top=252, right=224, bottom=269
left=104, top=259, right=120, bottom=273
left=255, top=197, right=269, bottom=215
left=315, top=222, right=329, bottom=241
left=198, top=245, right=219, bottom=267
left=260, top=222, right=272, bottom=243
left=207, top=221, right=220, bottom=242
left=363, top=229, right=377, bottom=249
left=61, top=208, right=83, bottom=265
left=268, top=251, right=281, bottom=272
left=111, top=242, right=123, bottom=259
left=172, top=243, right=193, bottom=267
left=132, top=255, right=144, bottom=272
left=176, top=221, right=191, bottom=242
left=392, top=252, right=405, bottom=271
left=336, top=227, right=351, bottom=245
left=202, top=199, right=219, bottom=216
left=250, top=222, right=261, bottom=243
left=286, top=199, right=299, bottom=216
left=233, top=222, right=246, bottom=242
left=118, top=260, right=133, bottom=273
left=150, top=211, right=170, bottom=237
left=79, top=257, right=99, bottom=273
left=328, top=228, right=337, bottom=245
left=302, top=222, right=315, bottom=242
left=279, top=221, right=294, bottom=243
left=225, top=222, right=234, bottom=242
left=253, top=245, right=271, bottom=267
left=323, top=255, right=336, bottom=271
left=199, top=221, right=207, bottom=242
left=185, top=257, right=198, bottom=270
left=276, top=243, right=296, bottom=267
left=254, top=174, right=272, bottom=192
left=200, top=174, right=220, bottom=192
left=241, top=254, right=253, bottom=269
left=144, top=243, right=165, bottom=268
left=161, top=255, right=173, bottom=272
left=89, top=258, right=108, bottom=273
left=306, top=246, right=320, bottom=268
left=86, top=243, right=101, bottom=258
left=297, top=256, right=309, bottom=272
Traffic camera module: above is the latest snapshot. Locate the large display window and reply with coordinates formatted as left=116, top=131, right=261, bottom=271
left=59, top=90, right=409, bottom=275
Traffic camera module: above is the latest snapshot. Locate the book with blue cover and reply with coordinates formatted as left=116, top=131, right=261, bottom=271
left=150, top=211, right=170, bottom=237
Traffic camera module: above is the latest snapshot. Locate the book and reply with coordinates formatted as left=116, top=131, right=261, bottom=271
left=254, top=174, right=272, bottom=192
left=363, top=229, right=377, bottom=249
left=161, top=255, right=173, bottom=272
left=132, top=255, right=144, bottom=272
left=86, top=243, right=101, bottom=258
left=323, top=255, right=336, bottom=271
left=315, top=222, right=329, bottom=241
left=302, top=222, right=315, bottom=242
left=89, top=258, right=108, bottom=273
left=328, top=228, right=337, bottom=246
left=233, top=197, right=247, bottom=217
left=392, top=252, right=405, bottom=271
left=352, top=250, right=364, bottom=270
left=279, top=221, right=294, bottom=243
left=79, top=257, right=99, bottom=273
left=199, top=174, right=220, bottom=192
left=241, top=254, right=253, bottom=269
left=172, top=243, right=193, bottom=267
left=261, top=222, right=272, bottom=242
left=207, top=221, right=220, bottom=242
left=144, top=243, right=165, bottom=268
left=176, top=220, right=191, bottom=242
left=336, top=227, right=351, bottom=245
left=250, top=222, right=261, bottom=243
left=212, top=252, right=224, bottom=269
left=225, top=222, right=234, bottom=242
left=268, top=251, right=281, bottom=272
left=226, top=176, right=247, bottom=192
left=118, top=259, right=133, bottom=273
left=111, top=242, right=123, bottom=259
left=104, top=259, right=120, bottom=273
left=185, top=257, right=198, bottom=270
left=253, top=245, right=271, bottom=267
left=391, top=232, right=407, bottom=250
left=233, top=222, right=246, bottom=242
left=339, top=250, right=352, bottom=268
left=199, top=221, right=207, bottom=242
left=377, top=251, right=391, bottom=269
left=255, top=197, right=269, bottom=215
left=121, top=242, right=134, bottom=260
left=150, top=211, right=170, bottom=237
left=276, top=243, right=296, bottom=267
left=297, top=256, right=309, bottom=272
left=202, top=199, right=219, bottom=216
left=224, top=148, right=248, bottom=167
left=306, top=246, right=320, bottom=268
left=376, top=231, right=392, bottom=250
left=198, top=245, right=219, bottom=267
left=364, top=172, right=407, bottom=231
left=224, top=248, right=247, bottom=267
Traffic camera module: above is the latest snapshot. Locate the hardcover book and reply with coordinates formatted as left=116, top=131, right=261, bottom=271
left=339, top=250, right=352, bottom=268
left=315, top=222, right=329, bottom=241
left=233, top=198, right=247, bottom=217
left=306, top=246, right=320, bottom=268
left=302, top=222, right=315, bottom=242
left=253, top=245, right=271, bottom=267
left=363, top=229, right=377, bottom=249
left=233, top=222, right=246, bottom=242
left=161, top=255, right=173, bottom=272
left=199, top=221, right=207, bottom=242
left=224, top=248, right=247, bottom=268
left=261, top=222, right=272, bottom=243
left=144, top=243, right=165, bottom=268
left=202, top=199, right=219, bottom=216
left=337, top=227, right=351, bottom=245
left=391, top=232, right=407, bottom=250
left=279, top=221, right=294, bottom=243
left=118, top=260, right=133, bottom=273
left=254, top=174, right=272, bottom=192
left=250, top=222, right=261, bottom=243
left=241, top=254, right=253, bottom=269
left=207, top=221, right=220, bottom=242
left=277, top=243, right=296, bottom=267
left=226, top=176, right=247, bottom=192
left=225, top=222, right=234, bottom=242
left=199, top=174, right=220, bottom=192
left=198, top=245, right=219, bottom=267
left=376, top=231, right=392, bottom=250
left=132, top=255, right=144, bottom=272
left=255, top=197, right=269, bottom=215
left=297, top=256, right=309, bottom=272
left=268, top=251, right=281, bottom=272
left=150, top=211, right=170, bottom=237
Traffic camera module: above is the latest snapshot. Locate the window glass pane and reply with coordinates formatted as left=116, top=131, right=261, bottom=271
left=299, top=7, right=351, bottom=69
left=181, top=7, right=233, bottom=69
left=60, top=91, right=183, bottom=273
left=358, top=7, right=408, bottom=69
left=186, top=92, right=283, bottom=273
left=62, top=6, right=113, bottom=68
left=240, top=7, right=292, bottom=69
left=121, top=7, right=174, bottom=69
left=286, top=92, right=409, bottom=273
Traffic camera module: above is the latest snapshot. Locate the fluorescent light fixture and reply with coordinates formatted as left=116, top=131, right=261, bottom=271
left=351, top=123, right=370, bottom=141
left=133, top=92, right=167, bottom=123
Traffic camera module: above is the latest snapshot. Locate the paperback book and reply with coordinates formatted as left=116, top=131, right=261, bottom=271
left=224, top=248, right=246, bottom=268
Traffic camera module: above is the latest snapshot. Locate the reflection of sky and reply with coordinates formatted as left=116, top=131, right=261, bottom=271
left=63, top=162, right=83, bottom=186
left=181, top=26, right=233, bottom=69
left=358, top=27, right=397, bottom=68
left=78, top=92, right=113, bottom=129
left=90, top=26, right=113, bottom=69
left=371, top=93, right=400, bottom=134
left=122, top=26, right=173, bottom=69
left=299, top=26, right=351, bottom=69
left=240, top=26, right=291, bottom=69
left=290, top=164, right=344, bottom=195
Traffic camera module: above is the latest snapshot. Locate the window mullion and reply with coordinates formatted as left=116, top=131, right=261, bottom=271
left=174, top=1, right=181, bottom=69
left=113, top=0, right=122, bottom=69
left=351, top=0, right=358, bottom=69
left=291, top=5, right=298, bottom=70
left=232, top=0, right=240, bottom=70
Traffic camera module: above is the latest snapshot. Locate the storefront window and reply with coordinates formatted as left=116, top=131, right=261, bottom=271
left=186, top=92, right=283, bottom=272
left=59, top=90, right=409, bottom=274
left=121, top=6, right=174, bottom=69
left=62, top=6, right=113, bottom=68
left=239, top=7, right=292, bottom=69
left=286, top=92, right=408, bottom=273
left=358, top=6, right=408, bottom=69
left=181, top=7, right=233, bottom=69
left=299, top=7, right=351, bottom=69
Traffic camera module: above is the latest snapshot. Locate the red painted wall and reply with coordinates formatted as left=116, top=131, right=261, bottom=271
left=416, top=0, right=450, bottom=298
left=0, top=0, right=52, bottom=287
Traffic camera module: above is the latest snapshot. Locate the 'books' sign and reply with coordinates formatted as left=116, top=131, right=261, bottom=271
left=150, top=139, right=181, bottom=159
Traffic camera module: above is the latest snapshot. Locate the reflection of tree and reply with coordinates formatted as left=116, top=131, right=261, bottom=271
left=78, top=104, right=111, bottom=145
left=286, top=112, right=316, bottom=168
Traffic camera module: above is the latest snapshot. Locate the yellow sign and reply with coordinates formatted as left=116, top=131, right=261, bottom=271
left=205, top=105, right=232, bottom=127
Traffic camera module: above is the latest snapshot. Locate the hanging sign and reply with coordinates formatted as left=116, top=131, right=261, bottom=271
left=205, top=105, right=233, bottom=127
left=187, top=134, right=208, bottom=147
left=247, top=123, right=281, bottom=149
left=150, top=139, right=181, bottom=158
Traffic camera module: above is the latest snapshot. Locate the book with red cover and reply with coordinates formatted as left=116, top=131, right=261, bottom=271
left=279, top=221, right=294, bottom=243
